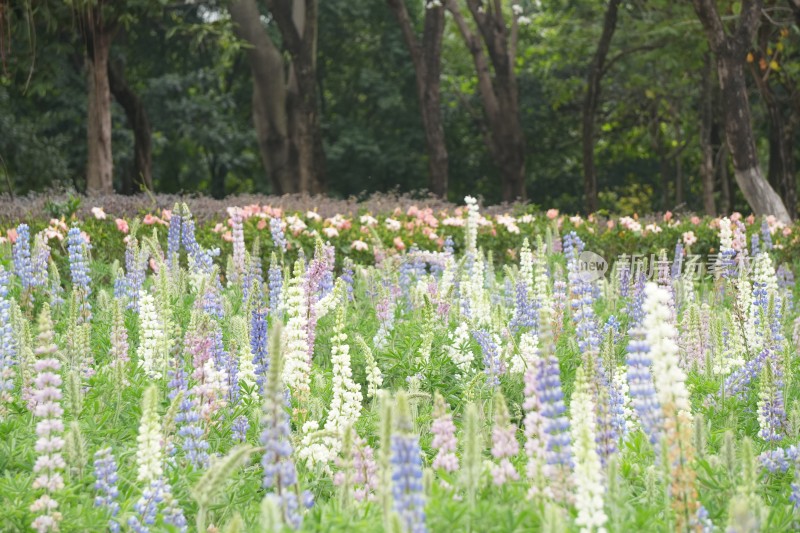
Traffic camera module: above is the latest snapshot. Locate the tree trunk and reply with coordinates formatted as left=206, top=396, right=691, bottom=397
left=718, top=145, right=732, bottom=214
left=699, top=54, right=716, bottom=216
left=692, top=0, right=791, bottom=222
left=108, top=57, right=152, bottom=194
left=582, top=0, right=621, bottom=214
left=85, top=22, right=114, bottom=195
left=265, top=0, right=326, bottom=194
left=232, top=0, right=326, bottom=195
left=386, top=0, right=448, bottom=198
left=446, top=0, right=526, bottom=202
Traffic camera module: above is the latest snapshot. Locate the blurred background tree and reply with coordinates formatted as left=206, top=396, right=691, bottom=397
left=0, top=0, right=798, bottom=218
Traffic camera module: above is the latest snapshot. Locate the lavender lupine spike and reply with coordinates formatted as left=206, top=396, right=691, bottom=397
left=251, top=308, right=269, bottom=394
left=232, top=415, right=250, bottom=443
left=270, top=216, right=287, bottom=253
left=124, top=235, right=147, bottom=311
left=67, top=227, right=92, bottom=322
left=0, top=267, right=17, bottom=415
left=13, top=223, right=34, bottom=291
left=230, top=208, right=246, bottom=285
left=31, top=232, right=51, bottom=289
left=472, top=329, right=505, bottom=386
left=523, top=356, right=550, bottom=499
left=30, top=305, right=65, bottom=533
left=760, top=217, right=773, bottom=252
left=93, top=447, right=121, bottom=532
left=166, top=205, right=183, bottom=270
left=430, top=393, right=458, bottom=472
left=177, top=393, right=210, bottom=469
left=261, top=322, right=308, bottom=529
left=626, top=326, right=662, bottom=448
left=757, top=359, right=786, bottom=443
left=538, top=353, right=573, bottom=476
left=391, top=391, right=427, bottom=533
left=268, top=253, right=283, bottom=318
left=491, top=392, right=520, bottom=486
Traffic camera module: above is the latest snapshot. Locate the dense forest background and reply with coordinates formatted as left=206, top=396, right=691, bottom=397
left=1, top=0, right=799, bottom=217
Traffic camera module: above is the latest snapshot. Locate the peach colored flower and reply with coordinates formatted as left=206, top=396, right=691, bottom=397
left=607, top=220, right=615, bottom=229
left=91, top=207, right=107, bottom=220
left=663, top=211, right=672, bottom=222
left=783, top=227, right=792, bottom=237
left=350, top=240, right=369, bottom=252
left=161, top=209, right=172, bottom=222
left=690, top=216, right=701, bottom=225
left=222, top=231, right=233, bottom=242
left=393, top=236, right=405, bottom=251
left=212, top=223, right=225, bottom=233
left=115, top=218, right=129, bottom=234
left=546, top=209, right=559, bottom=220
left=731, top=212, right=742, bottom=222
left=143, top=214, right=158, bottom=225
left=257, top=219, right=267, bottom=230
left=745, top=214, right=755, bottom=225
left=149, top=257, right=160, bottom=273
left=6, top=228, right=17, bottom=243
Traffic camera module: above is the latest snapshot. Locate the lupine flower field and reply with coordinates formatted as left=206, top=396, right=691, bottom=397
left=2, top=196, right=800, bottom=532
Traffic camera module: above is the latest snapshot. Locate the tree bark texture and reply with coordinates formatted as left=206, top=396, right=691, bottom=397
left=85, top=12, right=114, bottom=195
left=108, top=57, right=152, bottom=194
left=446, top=0, right=526, bottom=202
left=230, top=0, right=325, bottom=195
left=699, top=54, right=716, bottom=216
left=582, top=0, right=621, bottom=214
left=386, top=0, right=448, bottom=198
left=692, top=0, right=791, bottom=222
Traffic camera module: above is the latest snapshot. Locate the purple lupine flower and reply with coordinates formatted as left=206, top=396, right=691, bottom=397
left=251, top=308, right=269, bottom=394
left=618, top=257, right=631, bottom=298
left=13, top=223, right=33, bottom=290
left=719, top=348, right=770, bottom=401
left=430, top=395, right=458, bottom=472
left=161, top=485, right=187, bottom=532
left=761, top=218, right=773, bottom=252
left=177, top=397, right=209, bottom=469
left=758, top=359, right=786, bottom=443
left=758, top=445, right=800, bottom=474
left=31, top=234, right=50, bottom=289
left=751, top=233, right=760, bottom=257
left=626, top=271, right=646, bottom=328
left=491, top=398, right=520, bottom=486
left=472, top=329, right=505, bottom=387
left=391, top=394, right=426, bottom=533
left=671, top=241, right=684, bottom=279
left=0, top=267, right=16, bottom=408
left=166, top=209, right=183, bottom=271
left=268, top=253, right=283, bottom=318
left=626, top=327, right=662, bottom=447
left=125, top=239, right=147, bottom=311
left=510, top=281, right=537, bottom=332
left=261, top=327, right=305, bottom=529
left=200, top=282, right=224, bottom=321
left=443, top=236, right=454, bottom=256
left=352, top=437, right=379, bottom=501
left=270, top=217, right=287, bottom=253
left=538, top=355, right=572, bottom=468
left=93, top=447, right=121, bottom=532
left=67, top=227, right=92, bottom=322
left=127, top=479, right=167, bottom=533
left=181, top=214, right=217, bottom=275
left=341, top=258, right=355, bottom=299
left=232, top=415, right=249, bottom=443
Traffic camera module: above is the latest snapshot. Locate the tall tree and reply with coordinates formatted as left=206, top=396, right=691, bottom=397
left=386, top=0, right=448, bottom=198
left=229, top=0, right=325, bottom=195
left=582, top=0, right=622, bottom=214
left=699, top=54, right=717, bottom=215
left=83, top=3, right=116, bottom=194
left=108, top=53, right=152, bottom=193
left=692, top=0, right=791, bottom=222
left=445, top=0, right=526, bottom=202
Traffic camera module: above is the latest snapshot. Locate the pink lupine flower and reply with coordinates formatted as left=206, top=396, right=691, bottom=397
left=115, top=218, right=129, bottom=234
left=546, top=209, right=559, bottom=220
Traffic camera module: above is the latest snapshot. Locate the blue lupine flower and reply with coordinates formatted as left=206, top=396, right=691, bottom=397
left=232, top=415, right=249, bottom=443
left=251, top=309, right=269, bottom=394
left=0, top=267, right=17, bottom=401
left=391, top=433, right=427, bottom=533
left=472, top=329, right=505, bottom=387
left=93, top=447, right=121, bottom=532
left=761, top=218, right=773, bottom=252
left=626, top=328, right=662, bottom=447
left=67, top=227, right=92, bottom=321
left=12, top=223, right=33, bottom=290
left=177, top=397, right=209, bottom=468
left=167, top=211, right=183, bottom=270
left=268, top=254, right=283, bottom=318
left=538, top=355, right=572, bottom=468
left=270, top=217, right=287, bottom=252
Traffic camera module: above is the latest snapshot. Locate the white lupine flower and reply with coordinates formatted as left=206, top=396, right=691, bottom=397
left=508, top=332, right=534, bottom=376
left=570, top=368, right=608, bottom=533
left=446, top=322, right=474, bottom=375
left=612, top=365, right=636, bottom=434
left=644, top=283, right=692, bottom=419
left=135, top=387, right=162, bottom=484
left=325, top=289, right=362, bottom=439
left=533, top=242, right=553, bottom=316
left=384, top=218, right=402, bottom=232
left=464, top=196, right=479, bottom=255
left=137, top=291, right=166, bottom=379
left=297, top=420, right=333, bottom=467
left=282, top=261, right=311, bottom=402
